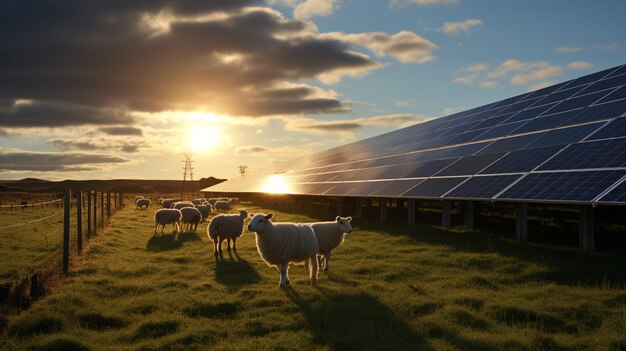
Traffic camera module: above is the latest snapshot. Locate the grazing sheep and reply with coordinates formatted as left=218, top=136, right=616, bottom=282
left=134, top=195, right=144, bottom=202
left=181, top=207, right=202, bottom=232
left=172, top=201, right=195, bottom=210
left=136, top=198, right=151, bottom=210
left=208, top=209, right=248, bottom=255
left=208, top=198, right=219, bottom=206
left=247, top=213, right=318, bottom=287
left=214, top=200, right=231, bottom=211
left=195, top=204, right=212, bottom=221
left=191, top=198, right=205, bottom=206
left=311, top=216, right=353, bottom=272
left=154, top=209, right=182, bottom=235
left=162, top=199, right=179, bottom=209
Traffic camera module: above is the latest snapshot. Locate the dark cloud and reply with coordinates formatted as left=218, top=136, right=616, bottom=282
left=235, top=145, right=270, bottom=153
left=300, top=121, right=363, bottom=132
left=48, top=139, right=143, bottom=153
left=98, top=126, right=143, bottom=136
left=0, top=100, right=132, bottom=127
left=288, top=114, right=425, bottom=133
left=0, top=150, right=128, bottom=172
left=0, top=1, right=379, bottom=124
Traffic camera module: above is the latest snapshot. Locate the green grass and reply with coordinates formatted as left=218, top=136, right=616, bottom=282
left=2, top=203, right=626, bottom=350
left=0, top=204, right=66, bottom=280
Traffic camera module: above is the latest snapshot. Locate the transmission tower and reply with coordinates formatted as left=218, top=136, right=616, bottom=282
left=181, top=153, right=195, bottom=199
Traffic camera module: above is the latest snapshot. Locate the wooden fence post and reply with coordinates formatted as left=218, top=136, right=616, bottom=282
left=77, top=190, right=83, bottom=253
left=106, top=191, right=111, bottom=219
left=63, top=191, right=70, bottom=274
left=100, top=192, right=104, bottom=228
left=87, top=191, right=92, bottom=239
left=93, top=191, right=98, bottom=234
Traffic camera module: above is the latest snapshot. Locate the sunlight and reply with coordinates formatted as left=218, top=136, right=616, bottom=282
left=186, top=126, right=221, bottom=152
left=262, top=174, right=291, bottom=194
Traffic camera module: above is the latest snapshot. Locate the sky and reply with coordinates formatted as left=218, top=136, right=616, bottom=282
left=0, top=0, right=624, bottom=181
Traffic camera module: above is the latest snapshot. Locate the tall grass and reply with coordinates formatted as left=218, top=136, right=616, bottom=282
left=1, top=203, right=625, bottom=350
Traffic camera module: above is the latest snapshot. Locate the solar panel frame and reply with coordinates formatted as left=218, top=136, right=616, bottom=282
left=444, top=174, right=523, bottom=200
left=402, top=177, right=469, bottom=198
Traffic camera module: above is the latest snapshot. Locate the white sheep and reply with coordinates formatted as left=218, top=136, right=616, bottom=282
left=154, top=209, right=182, bottom=235
left=214, top=200, right=231, bottom=211
left=181, top=207, right=202, bottom=232
left=247, top=213, right=318, bottom=287
left=310, top=216, right=353, bottom=272
left=135, top=198, right=151, bottom=210
left=162, top=199, right=179, bottom=209
left=207, top=209, right=248, bottom=255
left=172, top=201, right=195, bottom=210
left=195, top=204, right=212, bottom=221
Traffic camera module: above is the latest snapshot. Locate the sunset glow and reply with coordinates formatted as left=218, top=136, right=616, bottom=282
left=262, top=174, right=291, bottom=194
left=186, top=126, right=221, bottom=152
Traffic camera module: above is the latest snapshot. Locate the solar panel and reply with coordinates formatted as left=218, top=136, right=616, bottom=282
left=587, top=117, right=626, bottom=140
left=480, top=145, right=564, bottom=174
left=497, top=170, right=626, bottom=202
left=444, top=175, right=523, bottom=200
left=403, top=177, right=468, bottom=198
left=204, top=64, right=626, bottom=205
left=538, top=138, right=626, bottom=170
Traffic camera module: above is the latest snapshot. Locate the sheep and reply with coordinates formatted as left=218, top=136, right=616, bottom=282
left=214, top=200, right=231, bottom=211
left=162, top=199, right=179, bottom=209
left=207, top=209, right=248, bottom=255
left=230, top=197, right=240, bottom=205
left=191, top=198, right=205, bottom=206
left=172, top=201, right=195, bottom=210
left=208, top=198, right=219, bottom=206
left=310, top=216, right=353, bottom=272
left=136, top=198, right=151, bottom=210
left=154, top=209, right=182, bottom=235
left=134, top=195, right=144, bottom=202
left=195, top=204, right=212, bottom=221
left=247, top=213, right=318, bottom=287
left=181, top=207, right=202, bottom=232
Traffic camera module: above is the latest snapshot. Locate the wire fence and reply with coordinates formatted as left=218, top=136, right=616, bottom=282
left=0, top=191, right=125, bottom=306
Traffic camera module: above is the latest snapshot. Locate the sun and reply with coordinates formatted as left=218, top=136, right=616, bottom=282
left=262, top=174, right=291, bottom=194
left=186, top=126, right=221, bottom=152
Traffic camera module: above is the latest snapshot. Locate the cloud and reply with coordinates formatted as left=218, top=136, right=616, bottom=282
left=511, top=66, right=563, bottom=85
left=439, top=19, right=484, bottom=36
left=284, top=114, right=431, bottom=134
left=0, top=100, right=132, bottom=128
left=528, top=81, right=557, bottom=91
left=453, top=73, right=479, bottom=85
left=0, top=129, right=9, bottom=136
left=554, top=46, right=583, bottom=54
left=479, top=81, right=499, bottom=88
left=394, top=99, right=416, bottom=107
left=465, top=64, right=487, bottom=72
left=486, top=59, right=550, bottom=79
left=596, top=42, right=621, bottom=52
left=98, top=126, right=144, bottom=136
left=568, top=61, right=595, bottom=70
left=391, top=0, right=459, bottom=6
left=0, top=148, right=129, bottom=172
left=48, top=138, right=144, bottom=153
left=235, top=145, right=271, bottom=153
left=326, top=31, right=438, bottom=64
left=293, top=0, right=340, bottom=20
left=0, top=1, right=384, bottom=125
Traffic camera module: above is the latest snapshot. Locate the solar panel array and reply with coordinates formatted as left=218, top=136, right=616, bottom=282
left=206, top=64, right=626, bottom=205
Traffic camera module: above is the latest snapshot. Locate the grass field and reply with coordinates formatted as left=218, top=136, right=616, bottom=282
left=0, top=203, right=66, bottom=281
left=1, top=203, right=626, bottom=350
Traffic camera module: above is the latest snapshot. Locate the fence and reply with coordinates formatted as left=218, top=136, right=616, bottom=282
left=0, top=191, right=125, bottom=306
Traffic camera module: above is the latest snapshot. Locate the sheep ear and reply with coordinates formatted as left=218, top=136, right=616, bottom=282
left=336, top=216, right=341, bottom=221
left=347, top=216, right=352, bottom=222
left=265, top=213, right=273, bottom=220
left=249, top=213, right=255, bottom=217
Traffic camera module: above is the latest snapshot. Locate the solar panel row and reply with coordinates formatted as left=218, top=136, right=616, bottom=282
left=206, top=65, right=626, bottom=205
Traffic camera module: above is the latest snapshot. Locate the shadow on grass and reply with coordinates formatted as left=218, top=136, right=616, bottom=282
left=146, top=232, right=201, bottom=252
left=356, top=220, right=626, bottom=288
left=284, top=289, right=434, bottom=351
left=214, top=251, right=261, bottom=287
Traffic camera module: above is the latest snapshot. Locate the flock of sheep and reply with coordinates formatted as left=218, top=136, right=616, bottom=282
left=134, top=196, right=354, bottom=287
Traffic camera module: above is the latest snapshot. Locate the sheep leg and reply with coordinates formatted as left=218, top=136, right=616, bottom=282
left=227, top=239, right=231, bottom=251
left=279, top=263, right=290, bottom=288
left=213, top=238, right=219, bottom=256
left=232, top=238, right=237, bottom=251
left=218, top=238, right=224, bottom=254
left=309, top=255, right=318, bottom=285
left=324, top=252, right=331, bottom=272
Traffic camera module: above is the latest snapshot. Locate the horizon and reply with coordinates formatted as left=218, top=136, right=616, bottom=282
left=1, top=0, right=625, bottom=181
